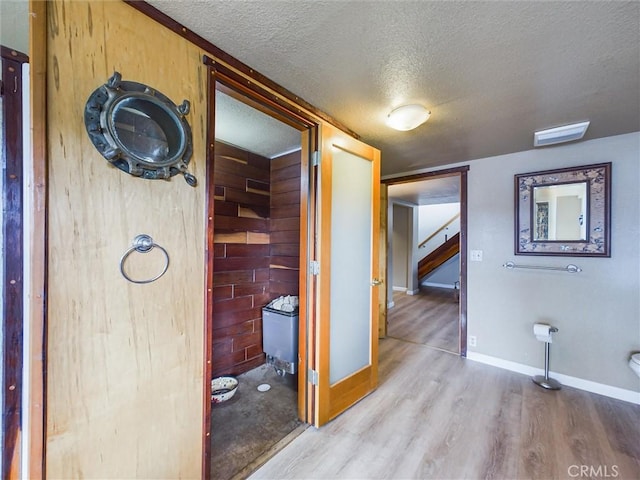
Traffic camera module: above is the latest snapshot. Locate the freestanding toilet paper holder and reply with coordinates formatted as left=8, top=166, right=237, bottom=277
left=533, top=326, right=561, bottom=390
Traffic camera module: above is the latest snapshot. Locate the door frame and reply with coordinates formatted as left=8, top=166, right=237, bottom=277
left=1, top=44, right=29, bottom=480
left=25, top=1, right=47, bottom=478
left=382, top=165, right=469, bottom=356
left=203, top=57, right=322, bottom=478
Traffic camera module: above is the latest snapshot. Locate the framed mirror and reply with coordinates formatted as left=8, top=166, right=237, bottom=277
left=515, top=162, right=611, bottom=257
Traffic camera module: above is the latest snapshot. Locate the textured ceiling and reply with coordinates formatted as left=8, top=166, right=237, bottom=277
left=216, top=90, right=300, bottom=158
left=388, top=176, right=460, bottom=206
left=147, top=0, right=640, bottom=176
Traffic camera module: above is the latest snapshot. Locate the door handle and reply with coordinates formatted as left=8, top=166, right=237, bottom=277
left=371, top=278, right=382, bottom=286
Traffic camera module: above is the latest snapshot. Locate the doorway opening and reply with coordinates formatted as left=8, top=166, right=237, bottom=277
left=383, top=167, right=469, bottom=356
left=204, top=61, right=317, bottom=479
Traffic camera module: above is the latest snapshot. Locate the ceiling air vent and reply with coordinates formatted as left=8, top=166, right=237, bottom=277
left=533, top=121, right=590, bottom=147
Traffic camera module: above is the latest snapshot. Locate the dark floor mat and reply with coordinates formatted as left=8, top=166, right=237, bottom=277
left=211, top=364, right=302, bottom=480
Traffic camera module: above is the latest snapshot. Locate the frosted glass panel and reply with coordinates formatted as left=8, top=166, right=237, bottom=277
left=329, top=146, right=372, bottom=384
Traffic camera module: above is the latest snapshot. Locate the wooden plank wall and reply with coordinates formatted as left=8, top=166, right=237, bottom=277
left=212, top=141, right=271, bottom=377
left=270, top=150, right=302, bottom=297
left=212, top=143, right=302, bottom=377
left=46, top=1, right=205, bottom=477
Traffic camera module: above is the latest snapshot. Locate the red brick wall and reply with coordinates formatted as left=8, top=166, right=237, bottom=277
left=211, top=142, right=301, bottom=377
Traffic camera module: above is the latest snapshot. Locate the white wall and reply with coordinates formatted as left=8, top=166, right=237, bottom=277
left=386, top=132, right=640, bottom=394
left=0, top=0, right=29, bottom=54
left=423, top=254, right=459, bottom=288
left=392, top=204, right=409, bottom=289
left=466, top=133, right=639, bottom=392
left=418, top=203, right=461, bottom=288
left=418, top=203, right=460, bottom=256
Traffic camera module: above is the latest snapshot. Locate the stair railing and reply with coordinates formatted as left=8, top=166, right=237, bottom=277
left=418, top=213, right=460, bottom=250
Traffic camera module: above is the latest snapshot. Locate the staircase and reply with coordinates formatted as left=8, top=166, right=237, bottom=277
left=418, top=232, right=460, bottom=280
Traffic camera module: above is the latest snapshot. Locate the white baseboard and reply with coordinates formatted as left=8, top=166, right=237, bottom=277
left=387, top=301, right=395, bottom=309
left=421, top=281, right=456, bottom=289
left=392, top=286, right=407, bottom=292
left=467, top=351, right=640, bottom=405
left=406, top=289, right=420, bottom=296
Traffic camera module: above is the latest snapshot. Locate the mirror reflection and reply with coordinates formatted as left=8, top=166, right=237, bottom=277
left=533, top=182, right=587, bottom=241
left=515, top=162, right=611, bottom=257
left=112, top=100, right=171, bottom=163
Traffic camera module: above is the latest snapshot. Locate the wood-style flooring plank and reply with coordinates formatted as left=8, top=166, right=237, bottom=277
left=388, top=287, right=459, bottom=353
left=250, top=338, right=640, bottom=480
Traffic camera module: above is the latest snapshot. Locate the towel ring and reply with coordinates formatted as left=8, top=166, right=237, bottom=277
left=120, top=234, right=169, bottom=284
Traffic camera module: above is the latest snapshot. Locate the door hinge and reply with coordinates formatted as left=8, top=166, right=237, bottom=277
left=310, top=260, right=320, bottom=275
left=308, top=369, right=319, bottom=385
left=312, top=150, right=320, bottom=167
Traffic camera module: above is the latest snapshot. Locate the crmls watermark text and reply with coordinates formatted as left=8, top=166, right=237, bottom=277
left=568, top=465, right=619, bottom=478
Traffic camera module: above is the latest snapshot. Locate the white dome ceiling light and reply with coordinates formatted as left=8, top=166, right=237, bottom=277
left=386, top=104, right=431, bottom=131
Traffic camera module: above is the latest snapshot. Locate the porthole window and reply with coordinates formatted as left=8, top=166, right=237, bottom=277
left=84, top=72, right=197, bottom=187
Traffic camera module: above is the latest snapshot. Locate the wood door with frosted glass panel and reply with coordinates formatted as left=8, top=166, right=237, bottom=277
left=312, top=123, right=380, bottom=426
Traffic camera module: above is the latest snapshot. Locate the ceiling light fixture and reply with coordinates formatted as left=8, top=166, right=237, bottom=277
left=386, top=104, right=431, bottom=131
left=533, top=121, right=590, bottom=147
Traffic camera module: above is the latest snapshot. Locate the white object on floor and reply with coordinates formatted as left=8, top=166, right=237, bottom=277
left=211, top=376, right=239, bottom=403
left=257, top=383, right=271, bottom=392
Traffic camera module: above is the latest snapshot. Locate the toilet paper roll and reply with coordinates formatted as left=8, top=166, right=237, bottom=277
left=533, top=323, right=553, bottom=343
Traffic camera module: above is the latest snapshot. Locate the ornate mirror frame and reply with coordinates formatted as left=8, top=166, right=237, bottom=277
left=515, top=162, right=611, bottom=257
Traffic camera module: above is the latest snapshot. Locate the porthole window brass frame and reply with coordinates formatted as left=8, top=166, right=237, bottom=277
left=84, top=71, right=197, bottom=186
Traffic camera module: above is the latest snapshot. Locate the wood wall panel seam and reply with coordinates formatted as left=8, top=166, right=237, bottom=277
left=28, top=0, right=48, bottom=478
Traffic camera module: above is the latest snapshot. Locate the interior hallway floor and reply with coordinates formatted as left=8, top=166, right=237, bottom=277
left=388, top=285, right=459, bottom=353
left=249, top=337, right=640, bottom=479
left=211, top=364, right=305, bottom=480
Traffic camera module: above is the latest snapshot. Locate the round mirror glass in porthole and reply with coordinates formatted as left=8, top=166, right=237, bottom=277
left=84, top=72, right=197, bottom=187
left=111, top=98, right=171, bottom=163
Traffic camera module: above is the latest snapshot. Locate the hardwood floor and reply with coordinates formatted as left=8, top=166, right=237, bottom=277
left=388, top=286, right=459, bottom=353
left=250, top=338, right=640, bottom=479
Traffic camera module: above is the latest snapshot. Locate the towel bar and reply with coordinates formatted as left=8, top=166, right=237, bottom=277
left=503, top=261, right=581, bottom=273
